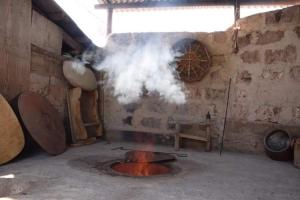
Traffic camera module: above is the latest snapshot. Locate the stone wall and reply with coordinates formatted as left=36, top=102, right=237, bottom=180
left=103, top=5, right=300, bottom=153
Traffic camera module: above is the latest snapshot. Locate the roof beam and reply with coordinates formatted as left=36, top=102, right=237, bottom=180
left=95, top=1, right=233, bottom=9
left=48, top=12, right=70, bottom=21
left=62, top=31, right=84, bottom=52
left=95, top=0, right=300, bottom=9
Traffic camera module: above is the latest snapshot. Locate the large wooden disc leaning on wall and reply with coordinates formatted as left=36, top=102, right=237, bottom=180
left=17, top=92, right=66, bottom=155
left=63, top=60, right=97, bottom=91
left=173, top=38, right=211, bottom=82
left=0, top=94, right=25, bottom=165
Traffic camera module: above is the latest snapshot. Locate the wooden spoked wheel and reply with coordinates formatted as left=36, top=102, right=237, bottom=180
left=173, top=38, right=211, bottom=82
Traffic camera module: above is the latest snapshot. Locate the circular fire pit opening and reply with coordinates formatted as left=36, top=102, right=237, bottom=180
left=111, top=162, right=171, bottom=177
left=103, top=160, right=180, bottom=177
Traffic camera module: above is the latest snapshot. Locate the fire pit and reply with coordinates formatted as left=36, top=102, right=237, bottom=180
left=111, top=161, right=171, bottom=177
left=102, top=150, right=182, bottom=177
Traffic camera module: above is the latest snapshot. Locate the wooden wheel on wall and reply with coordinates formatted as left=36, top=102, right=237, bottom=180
left=173, top=38, right=211, bottom=82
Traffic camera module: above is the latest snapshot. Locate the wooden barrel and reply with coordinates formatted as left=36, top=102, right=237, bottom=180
left=0, top=94, right=25, bottom=165
left=12, top=92, right=66, bottom=155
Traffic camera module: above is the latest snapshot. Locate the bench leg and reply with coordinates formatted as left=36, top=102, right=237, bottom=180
left=175, top=134, right=180, bottom=151
left=206, top=136, right=211, bottom=152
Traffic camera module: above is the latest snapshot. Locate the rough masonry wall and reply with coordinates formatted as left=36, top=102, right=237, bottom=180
left=104, top=5, right=300, bottom=153
left=30, top=11, right=67, bottom=117
left=226, top=6, right=300, bottom=152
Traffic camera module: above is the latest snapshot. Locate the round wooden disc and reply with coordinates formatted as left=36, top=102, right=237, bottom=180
left=63, top=60, right=97, bottom=91
left=17, top=92, right=66, bottom=155
left=0, top=94, right=25, bottom=165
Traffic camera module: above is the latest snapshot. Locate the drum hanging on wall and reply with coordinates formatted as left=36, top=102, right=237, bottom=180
left=0, top=94, right=25, bottom=165
left=172, top=38, right=211, bottom=82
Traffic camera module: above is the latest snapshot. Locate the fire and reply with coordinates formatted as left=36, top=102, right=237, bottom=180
left=130, top=151, right=153, bottom=176
left=112, top=162, right=170, bottom=177
left=112, top=151, right=170, bottom=177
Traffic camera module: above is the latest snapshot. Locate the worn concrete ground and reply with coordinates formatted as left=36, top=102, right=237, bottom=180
left=0, top=141, right=299, bottom=200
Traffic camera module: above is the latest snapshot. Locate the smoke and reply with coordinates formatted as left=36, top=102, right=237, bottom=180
left=69, top=59, right=87, bottom=75
left=95, top=35, right=186, bottom=105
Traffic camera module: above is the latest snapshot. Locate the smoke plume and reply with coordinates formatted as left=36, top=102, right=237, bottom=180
left=95, top=35, right=186, bottom=105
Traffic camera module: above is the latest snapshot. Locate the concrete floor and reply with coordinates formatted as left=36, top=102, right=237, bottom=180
left=0, top=141, right=299, bottom=200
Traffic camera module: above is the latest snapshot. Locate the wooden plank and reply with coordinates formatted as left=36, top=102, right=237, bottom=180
left=0, top=94, right=25, bottom=165
left=0, top=0, right=9, bottom=46
left=70, top=137, right=97, bottom=147
left=0, top=47, right=8, bottom=96
left=81, top=90, right=103, bottom=137
left=107, top=8, right=113, bottom=35
left=31, top=44, right=63, bottom=61
left=31, top=44, right=64, bottom=80
left=84, top=122, right=100, bottom=127
left=95, top=0, right=234, bottom=9
left=6, top=54, right=30, bottom=100
left=48, top=12, right=68, bottom=21
left=62, top=31, right=83, bottom=52
left=178, top=133, right=208, bottom=142
left=67, top=88, right=88, bottom=141
left=5, top=0, right=31, bottom=59
left=31, top=10, right=63, bottom=55
left=0, top=0, right=31, bottom=100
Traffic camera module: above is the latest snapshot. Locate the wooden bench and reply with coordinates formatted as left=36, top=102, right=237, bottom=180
left=294, top=138, right=300, bottom=168
left=174, top=114, right=211, bottom=151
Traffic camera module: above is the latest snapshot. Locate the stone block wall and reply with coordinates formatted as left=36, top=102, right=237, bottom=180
left=103, top=5, right=300, bottom=153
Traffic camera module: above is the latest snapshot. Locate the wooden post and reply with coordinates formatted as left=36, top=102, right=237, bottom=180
left=106, top=7, right=113, bottom=35
left=234, top=0, right=240, bottom=22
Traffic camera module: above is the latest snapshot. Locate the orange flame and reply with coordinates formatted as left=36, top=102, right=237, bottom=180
left=112, top=150, right=170, bottom=176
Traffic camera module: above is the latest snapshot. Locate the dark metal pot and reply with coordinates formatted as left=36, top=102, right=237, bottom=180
left=264, top=129, right=293, bottom=161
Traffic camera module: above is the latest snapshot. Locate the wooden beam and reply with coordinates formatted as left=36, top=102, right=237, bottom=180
left=95, top=0, right=300, bottom=9
left=242, top=0, right=300, bottom=5
left=31, top=44, right=63, bottom=60
left=75, top=37, right=91, bottom=44
left=234, top=0, right=240, bottom=22
left=106, top=8, right=113, bottom=35
left=95, top=1, right=233, bottom=9
left=62, top=31, right=83, bottom=52
left=48, top=12, right=69, bottom=21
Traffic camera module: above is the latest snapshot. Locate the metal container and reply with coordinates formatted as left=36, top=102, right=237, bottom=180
left=264, top=129, right=293, bottom=161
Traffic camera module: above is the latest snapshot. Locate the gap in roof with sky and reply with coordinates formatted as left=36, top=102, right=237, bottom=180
left=54, top=0, right=290, bottom=47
